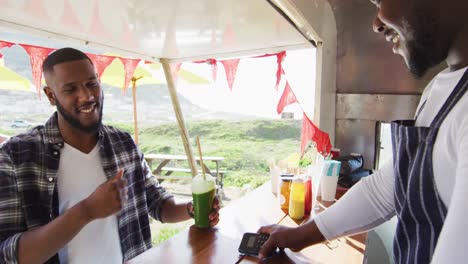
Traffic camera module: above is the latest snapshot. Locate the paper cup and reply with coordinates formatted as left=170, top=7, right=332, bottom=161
left=320, top=160, right=341, bottom=201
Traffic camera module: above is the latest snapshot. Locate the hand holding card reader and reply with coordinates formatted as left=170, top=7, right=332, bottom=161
left=238, top=233, right=270, bottom=256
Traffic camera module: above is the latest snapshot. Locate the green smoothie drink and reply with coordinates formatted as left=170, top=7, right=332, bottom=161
left=191, top=174, right=216, bottom=228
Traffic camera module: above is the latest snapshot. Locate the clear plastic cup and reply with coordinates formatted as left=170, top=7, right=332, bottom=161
left=191, top=174, right=216, bottom=228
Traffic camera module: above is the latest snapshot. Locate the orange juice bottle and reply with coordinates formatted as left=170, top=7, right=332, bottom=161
left=279, top=175, right=293, bottom=210
left=289, top=177, right=305, bottom=219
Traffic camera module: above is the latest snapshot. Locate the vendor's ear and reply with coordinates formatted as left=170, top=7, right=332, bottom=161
left=43, top=86, right=56, bottom=106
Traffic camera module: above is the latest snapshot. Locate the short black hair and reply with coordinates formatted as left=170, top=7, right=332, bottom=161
left=42, top=47, right=93, bottom=73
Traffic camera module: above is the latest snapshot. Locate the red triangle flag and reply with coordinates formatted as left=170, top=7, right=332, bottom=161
left=0, top=0, right=11, bottom=8
left=121, top=20, right=138, bottom=49
left=25, top=0, right=47, bottom=19
left=275, top=51, right=286, bottom=91
left=86, top=53, right=116, bottom=81
left=20, top=44, right=55, bottom=97
left=89, top=1, right=111, bottom=39
left=207, top=59, right=218, bottom=81
left=118, top=57, right=141, bottom=94
left=61, top=0, right=83, bottom=30
left=222, top=24, right=235, bottom=46
left=0, top=40, right=14, bottom=58
left=276, top=81, right=298, bottom=114
left=169, top=62, right=182, bottom=84
left=220, top=59, right=240, bottom=91
left=301, top=112, right=332, bottom=156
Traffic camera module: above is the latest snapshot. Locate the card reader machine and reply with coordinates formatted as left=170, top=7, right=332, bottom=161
left=238, top=233, right=270, bottom=256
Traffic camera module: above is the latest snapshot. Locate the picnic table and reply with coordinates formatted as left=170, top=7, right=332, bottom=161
left=144, top=153, right=226, bottom=193
left=128, top=182, right=366, bottom=263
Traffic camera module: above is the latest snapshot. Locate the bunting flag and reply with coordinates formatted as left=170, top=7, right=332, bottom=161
left=275, top=17, right=282, bottom=34
left=222, top=24, right=235, bottom=47
left=275, top=51, right=286, bottom=91
left=193, top=51, right=287, bottom=86
left=89, top=0, right=111, bottom=39
left=276, top=81, right=298, bottom=114
left=19, top=44, right=54, bottom=97
left=0, top=40, right=14, bottom=58
left=207, top=59, right=218, bottom=82
left=0, top=0, right=11, bottom=8
left=61, top=0, right=82, bottom=30
left=169, top=62, right=182, bottom=83
left=121, top=20, right=138, bottom=49
left=86, top=53, right=115, bottom=80
left=220, top=59, right=240, bottom=91
left=301, top=112, right=332, bottom=156
left=192, top=59, right=217, bottom=81
left=118, top=57, right=141, bottom=94
left=25, top=0, right=47, bottom=19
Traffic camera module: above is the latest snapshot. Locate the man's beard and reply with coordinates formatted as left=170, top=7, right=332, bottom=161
left=403, top=11, right=448, bottom=78
left=55, top=97, right=103, bottom=134
left=406, top=34, right=443, bottom=78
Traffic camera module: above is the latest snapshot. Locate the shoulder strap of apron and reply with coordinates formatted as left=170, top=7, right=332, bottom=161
left=414, top=100, right=427, bottom=121
left=431, top=69, right=468, bottom=128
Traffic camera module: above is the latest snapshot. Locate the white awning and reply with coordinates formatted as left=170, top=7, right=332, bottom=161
left=0, top=0, right=313, bottom=61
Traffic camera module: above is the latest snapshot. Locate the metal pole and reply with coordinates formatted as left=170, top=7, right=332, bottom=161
left=161, top=59, right=198, bottom=177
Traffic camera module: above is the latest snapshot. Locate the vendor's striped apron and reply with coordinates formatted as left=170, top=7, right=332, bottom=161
left=391, top=69, right=468, bottom=263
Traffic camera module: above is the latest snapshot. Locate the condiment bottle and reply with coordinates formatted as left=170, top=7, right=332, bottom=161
left=304, top=175, right=312, bottom=215
left=279, top=175, right=293, bottom=210
left=289, top=177, right=305, bottom=219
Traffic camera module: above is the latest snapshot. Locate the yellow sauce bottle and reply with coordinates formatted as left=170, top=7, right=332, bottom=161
left=289, top=177, right=305, bottom=220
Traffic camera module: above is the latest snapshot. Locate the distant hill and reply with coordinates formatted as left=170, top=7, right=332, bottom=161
left=0, top=83, right=256, bottom=130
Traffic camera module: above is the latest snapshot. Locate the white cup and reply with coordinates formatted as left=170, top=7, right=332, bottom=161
left=320, top=160, right=341, bottom=201
left=270, top=166, right=281, bottom=195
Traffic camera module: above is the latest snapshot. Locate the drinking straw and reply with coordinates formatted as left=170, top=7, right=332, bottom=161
left=196, top=136, right=206, bottom=180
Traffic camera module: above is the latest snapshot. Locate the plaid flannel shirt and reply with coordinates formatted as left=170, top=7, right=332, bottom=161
left=0, top=113, right=173, bottom=263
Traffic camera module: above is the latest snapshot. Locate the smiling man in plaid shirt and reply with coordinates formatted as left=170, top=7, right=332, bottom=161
left=0, top=47, right=220, bottom=264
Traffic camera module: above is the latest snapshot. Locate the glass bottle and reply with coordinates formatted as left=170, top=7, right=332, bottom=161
left=304, top=175, right=312, bottom=215
left=289, top=177, right=305, bottom=219
left=279, top=175, right=293, bottom=210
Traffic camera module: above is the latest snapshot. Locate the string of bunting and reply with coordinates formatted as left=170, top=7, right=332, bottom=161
left=0, top=39, right=331, bottom=155
left=0, top=40, right=144, bottom=96
left=272, top=70, right=332, bottom=156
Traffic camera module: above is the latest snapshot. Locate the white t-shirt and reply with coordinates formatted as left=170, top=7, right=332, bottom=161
left=314, top=67, right=468, bottom=263
left=57, top=142, right=123, bottom=264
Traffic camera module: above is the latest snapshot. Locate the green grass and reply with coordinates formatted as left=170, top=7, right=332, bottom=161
left=0, top=128, right=16, bottom=136
left=105, top=122, right=134, bottom=135
left=133, top=119, right=302, bottom=188
left=3, top=119, right=302, bottom=188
